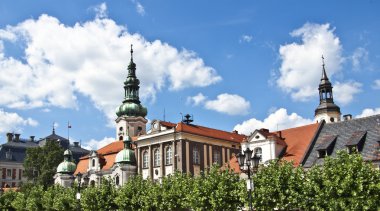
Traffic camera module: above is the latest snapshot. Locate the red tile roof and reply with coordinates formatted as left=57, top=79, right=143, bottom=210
left=225, top=122, right=321, bottom=172
left=74, top=137, right=138, bottom=175
left=175, top=122, right=246, bottom=143
left=279, top=123, right=320, bottom=166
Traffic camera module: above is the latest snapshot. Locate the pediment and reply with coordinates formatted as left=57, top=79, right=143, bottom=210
left=247, top=130, right=267, bottom=142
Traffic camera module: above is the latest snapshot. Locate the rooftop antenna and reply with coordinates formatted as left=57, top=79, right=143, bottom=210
left=163, top=108, right=166, bottom=121
left=183, top=114, right=193, bottom=125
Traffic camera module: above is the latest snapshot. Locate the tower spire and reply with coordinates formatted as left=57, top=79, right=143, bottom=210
left=314, top=56, right=341, bottom=123
left=130, top=44, right=134, bottom=62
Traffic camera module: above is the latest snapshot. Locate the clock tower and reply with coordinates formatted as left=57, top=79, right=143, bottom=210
left=115, top=45, right=148, bottom=139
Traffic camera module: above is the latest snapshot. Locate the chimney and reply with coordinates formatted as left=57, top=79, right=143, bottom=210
left=14, top=134, right=20, bottom=142
left=343, top=114, right=352, bottom=121
left=260, top=128, right=269, bottom=133
left=232, top=130, right=238, bottom=134
left=277, top=131, right=282, bottom=138
left=73, top=142, right=79, bottom=147
left=30, top=136, right=35, bottom=142
left=6, top=133, right=13, bottom=142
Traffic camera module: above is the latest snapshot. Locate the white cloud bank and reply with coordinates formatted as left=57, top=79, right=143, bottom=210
left=234, top=108, right=312, bottom=135
left=82, top=136, right=115, bottom=150
left=0, top=109, right=38, bottom=133
left=276, top=23, right=363, bottom=105
left=188, top=93, right=250, bottom=116
left=0, top=5, right=221, bottom=125
left=356, top=108, right=380, bottom=118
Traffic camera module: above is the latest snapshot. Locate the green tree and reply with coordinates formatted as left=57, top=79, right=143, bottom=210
left=115, top=175, right=155, bottom=210
left=188, top=165, right=246, bottom=211
left=0, top=190, right=18, bottom=210
left=42, top=185, right=78, bottom=211
left=23, top=140, right=64, bottom=187
left=251, top=160, right=304, bottom=210
left=11, top=185, right=44, bottom=211
left=302, top=150, right=380, bottom=210
left=154, top=171, right=193, bottom=210
left=81, top=179, right=117, bottom=211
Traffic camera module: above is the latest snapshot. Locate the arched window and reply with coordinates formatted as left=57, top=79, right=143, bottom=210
left=254, top=147, right=262, bottom=161
left=143, top=151, right=149, bottom=168
left=165, top=146, right=172, bottom=165
left=193, top=147, right=200, bottom=165
left=92, top=159, right=95, bottom=167
left=213, top=150, right=221, bottom=165
left=90, top=180, right=95, bottom=187
left=154, top=149, right=160, bottom=167
left=115, top=175, right=120, bottom=186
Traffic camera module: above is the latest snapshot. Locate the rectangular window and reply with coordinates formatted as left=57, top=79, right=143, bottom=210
left=6, top=169, right=11, bottom=177
left=213, top=150, right=221, bottom=165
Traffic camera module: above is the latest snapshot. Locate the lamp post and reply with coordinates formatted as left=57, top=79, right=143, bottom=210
left=76, top=172, right=82, bottom=210
left=237, top=148, right=261, bottom=211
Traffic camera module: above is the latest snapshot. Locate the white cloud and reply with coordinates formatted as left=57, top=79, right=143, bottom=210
left=82, top=136, right=115, bottom=150
left=93, top=2, right=108, bottom=19
left=333, top=81, right=362, bottom=105
left=356, top=108, right=380, bottom=118
left=277, top=23, right=344, bottom=101
left=234, top=108, right=312, bottom=135
left=204, top=93, right=250, bottom=115
left=187, top=93, right=207, bottom=106
left=351, top=47, right=368, bottom=71
left=0, top=7, right=221, bottom=125
left=240, top=34, right=253, bottom=43
left=372, top=79, right=380, bottom=90
left=0, top=109, right=38, bottom=133
left=136, top=2, right=145, bottom=16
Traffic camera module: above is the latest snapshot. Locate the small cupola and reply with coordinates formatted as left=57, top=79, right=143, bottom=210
left=57, top=149, right=77, bottom=174
left=115, top=127, right=136, bottom=164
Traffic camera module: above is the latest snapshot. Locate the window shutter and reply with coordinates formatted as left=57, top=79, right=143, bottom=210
left=12, top=169, right=16, bottom=179
left=2, top=168, right=5, bottom=179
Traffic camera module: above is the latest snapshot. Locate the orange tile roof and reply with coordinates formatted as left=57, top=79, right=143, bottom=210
left=278, top=123, right=320, bottom=166
left=175, top=122, right=246, bottom=143
left=74, top=138, right=138, bottom=175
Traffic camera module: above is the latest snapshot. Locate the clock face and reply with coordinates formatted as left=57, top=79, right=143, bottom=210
left=153, top=122, right=159, bottom=130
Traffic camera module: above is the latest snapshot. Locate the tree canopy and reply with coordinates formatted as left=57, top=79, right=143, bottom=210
left=24, top=140, right=64, bottom=187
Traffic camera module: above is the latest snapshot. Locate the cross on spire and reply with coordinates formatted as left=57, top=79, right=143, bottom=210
left=322, top=55, right=325, bottom=66
left=130, top=44, right=134, bottom=61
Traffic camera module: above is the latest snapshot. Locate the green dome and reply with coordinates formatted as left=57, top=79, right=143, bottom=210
left=57, top=160, right=76, bottom=174
left=115, top=148, right=136, bottom=164
left=116, top=102, right=147, bottom=118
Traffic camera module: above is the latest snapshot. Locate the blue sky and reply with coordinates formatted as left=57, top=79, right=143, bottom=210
left=0, top=0, right=379, bottom=149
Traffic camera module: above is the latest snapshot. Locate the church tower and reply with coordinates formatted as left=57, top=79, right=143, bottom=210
left=115, top=45, right=148, bottom=139
left=314, top=56, right=341, bottom=123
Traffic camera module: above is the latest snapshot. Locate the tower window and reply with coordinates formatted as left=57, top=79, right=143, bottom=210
left=119, top=127, right=123, bottom=131
left=115, top=176, right=120, bottom=186
left=330, top=117, right=335, bottom=122
left=92, top=159, right=95, bottom=167
left=119, top=136, right=123, bottom=141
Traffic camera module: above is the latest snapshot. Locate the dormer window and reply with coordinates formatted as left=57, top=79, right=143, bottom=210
left=316, top=135, right=337, bottom=158
left=345, top=131, right=366, bottom=153
left=317, top=150, right=327, bottom=158
left=5, top=150, right=12, bottom=160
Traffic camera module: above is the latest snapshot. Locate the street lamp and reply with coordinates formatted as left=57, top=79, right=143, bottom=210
left=237, top=148, right=261, bottom=211
left=76, top=172, right=82, bottom=210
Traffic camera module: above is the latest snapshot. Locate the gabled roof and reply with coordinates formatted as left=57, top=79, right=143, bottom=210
left=278, top=123, right=321, bottom=166
left=315, top=135, right=337, bottom=150
left=175, top=122, right=246, bottom=143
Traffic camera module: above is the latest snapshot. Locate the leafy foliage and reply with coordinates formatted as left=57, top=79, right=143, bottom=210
left=81, top=179, right=117, bottom=211
left=23, top=141, right=64, bottom=187
left=2, top=152, right=380, bottom=210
